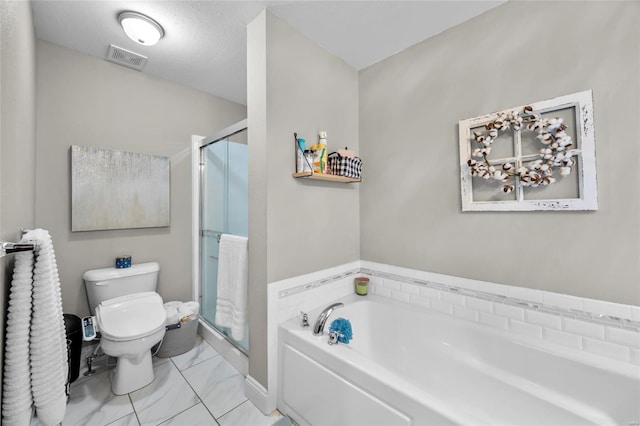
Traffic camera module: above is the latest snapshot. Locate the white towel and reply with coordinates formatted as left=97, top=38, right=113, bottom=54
left=2, top=251, right=34, bottom=426
left=163, top=301, right=183, bottom=310
left=28, top=229, right=67, bottom=426
left=163, top=301, right=199, bottom=324
left=163, top=301, right=181, bottom=325
left=164, top=307, right=180, bottom=325
left=214, top=234, right=248, bottom=341
left=1, top=229, right=67, bottom=426
left=178, top=301, right=200, bottom=320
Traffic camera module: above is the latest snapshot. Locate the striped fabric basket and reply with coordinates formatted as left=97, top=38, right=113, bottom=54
left=328, top=152, right=362, bottom=179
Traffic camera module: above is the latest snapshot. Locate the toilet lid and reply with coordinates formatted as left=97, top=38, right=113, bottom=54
left=96, top=292, right=166, bottom=341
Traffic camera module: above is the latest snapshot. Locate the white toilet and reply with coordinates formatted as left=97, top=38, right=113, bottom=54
left=83, top=262, right=166, bottom=395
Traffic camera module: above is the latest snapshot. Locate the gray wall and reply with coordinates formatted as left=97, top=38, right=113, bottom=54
left=0, top=0, right=37, bottom=402
left=36, top=41, right=247, bottom=317
left=359, top=1, right=640, bottom=305
left=248, top=10, right=360, bottom=388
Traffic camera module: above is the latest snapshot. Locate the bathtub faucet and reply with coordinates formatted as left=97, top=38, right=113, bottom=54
left=313, top=302, right=344, bottom=336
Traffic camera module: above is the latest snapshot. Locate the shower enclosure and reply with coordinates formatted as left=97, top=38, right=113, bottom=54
left=192, top=120, right=248, bottom=359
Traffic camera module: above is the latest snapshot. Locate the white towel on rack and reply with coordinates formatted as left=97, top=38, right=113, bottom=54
left=214, top=234, right=248, bottom=341
left=27, top=229, right=67, bottom=426
left=1, top=229, right=67, bottom=426
left=2, top=250, right=34, bottom=426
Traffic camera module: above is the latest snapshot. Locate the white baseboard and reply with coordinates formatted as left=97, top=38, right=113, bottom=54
left=245, top=375, right=277, bottom=415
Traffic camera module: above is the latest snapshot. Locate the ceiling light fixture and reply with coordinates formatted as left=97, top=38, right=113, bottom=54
left=118, top=11, right=164, bottom=46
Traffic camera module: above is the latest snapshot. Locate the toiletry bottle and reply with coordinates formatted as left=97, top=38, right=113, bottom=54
left=318, top=131, right=328, bottom=173
left=296, top=138, right=306, bottom=173
left=311, top=144, right=322, bottom=173
left=303, top=149, right=313, bottom=172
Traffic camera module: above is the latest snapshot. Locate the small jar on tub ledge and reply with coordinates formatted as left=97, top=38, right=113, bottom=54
left=354, top=277, right=370, bottom=296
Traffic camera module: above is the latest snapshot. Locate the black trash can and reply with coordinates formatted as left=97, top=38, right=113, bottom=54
left=63, top=314, right=82, bottom=384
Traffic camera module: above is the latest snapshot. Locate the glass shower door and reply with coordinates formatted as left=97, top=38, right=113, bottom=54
left=200, top=130, right=248, bottom=352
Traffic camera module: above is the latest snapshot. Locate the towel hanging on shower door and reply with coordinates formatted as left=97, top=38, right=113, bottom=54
left=215, top=233, right=248, bottom=341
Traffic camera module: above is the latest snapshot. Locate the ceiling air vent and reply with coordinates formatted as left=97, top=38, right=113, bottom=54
left=107, top=44, right=148, bottom=71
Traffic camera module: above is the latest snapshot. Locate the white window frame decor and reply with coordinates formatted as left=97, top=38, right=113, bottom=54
left=459, top=90, right=597, bottom=211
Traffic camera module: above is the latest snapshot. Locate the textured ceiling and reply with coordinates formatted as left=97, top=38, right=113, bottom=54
left=31, top=0, right=504, bottom=105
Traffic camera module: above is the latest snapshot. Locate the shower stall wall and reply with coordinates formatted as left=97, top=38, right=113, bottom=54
left=192, top=120, right=249, bottom=369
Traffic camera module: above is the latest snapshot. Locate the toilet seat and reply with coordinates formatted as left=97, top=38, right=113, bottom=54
left=96, top=291, right=166, bottom=342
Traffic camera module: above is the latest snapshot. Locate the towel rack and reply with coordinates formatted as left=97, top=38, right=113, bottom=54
left=1, top=241, right=35, bottom=258
left=0, top=228, right=36, bottom=258
left=201, top=229, right=223, bottom=243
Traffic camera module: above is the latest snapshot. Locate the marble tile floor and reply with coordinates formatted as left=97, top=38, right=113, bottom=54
left=30, top=337, right=283, bottom=426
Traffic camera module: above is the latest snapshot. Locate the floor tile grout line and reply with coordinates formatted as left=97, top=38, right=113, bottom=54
left=154, top=400, right=207, bottom=426
left=215, top=398, right=250, bottom=422
left=170, top=356, right=221, bottom=424
left=200, top=403, right=222, bottom=426
left=171, top=348, right=248, bottom=423
left=126, top=393, right=141, bottom=426
left=173, top=351, right=222, bottom=374
left=128, top=358, right=202, bottom=426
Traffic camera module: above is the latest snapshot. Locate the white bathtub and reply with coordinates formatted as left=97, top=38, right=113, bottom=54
left=277, top=294, right=640, bottom=425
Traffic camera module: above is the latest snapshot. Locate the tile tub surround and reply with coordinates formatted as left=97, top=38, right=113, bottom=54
left=257, top=260, right=639, bottom=413
left=359, top=261, right=640, bottom=367
left=268, top=261, right=639, bottom=377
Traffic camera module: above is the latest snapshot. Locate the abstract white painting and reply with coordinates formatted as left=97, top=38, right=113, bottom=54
left=71, top=145, right=170, bottom=231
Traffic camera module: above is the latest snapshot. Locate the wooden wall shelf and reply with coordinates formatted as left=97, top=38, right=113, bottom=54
left=292, top=172, right=361, bottom=183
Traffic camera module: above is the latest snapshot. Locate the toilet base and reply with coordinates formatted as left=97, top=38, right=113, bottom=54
left=111, top=350, right=155, bottom=395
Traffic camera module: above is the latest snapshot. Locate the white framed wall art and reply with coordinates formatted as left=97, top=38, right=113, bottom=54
left=458, top=90, right=597, bottom=212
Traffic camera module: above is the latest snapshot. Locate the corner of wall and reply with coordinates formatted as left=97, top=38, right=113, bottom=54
left=247, top=7, right=361, bottom=396
left=247, top=8, right=270, bottom=390
left=0, top=0, right=37, bottom=397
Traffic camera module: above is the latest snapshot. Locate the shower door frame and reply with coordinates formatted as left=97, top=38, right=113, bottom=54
left=191, top=119, right=248, bottom=375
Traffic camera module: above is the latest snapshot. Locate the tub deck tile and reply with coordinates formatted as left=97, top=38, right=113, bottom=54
left=479, top=312, right=509, bottom=330
left=494, top=303, right=525, bottom=321
left=583, top=337, right=630, bottom=362
left=542, top=328, right=583, bottom=350
left=454, top=306, right=479, bottom=322
left=509, top=319, right=543, bottom=338
left=606, top=327, right=640, bottom=349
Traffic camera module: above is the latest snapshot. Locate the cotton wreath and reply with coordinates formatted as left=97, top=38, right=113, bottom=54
left=467, top=106, right=577, bottom=194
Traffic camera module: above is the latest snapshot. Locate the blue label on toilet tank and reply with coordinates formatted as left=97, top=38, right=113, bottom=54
left=115, top=256, right=132, bottom=268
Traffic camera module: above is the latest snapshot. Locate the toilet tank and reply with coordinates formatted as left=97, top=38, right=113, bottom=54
left=83, top=262, right=160, bottom=314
